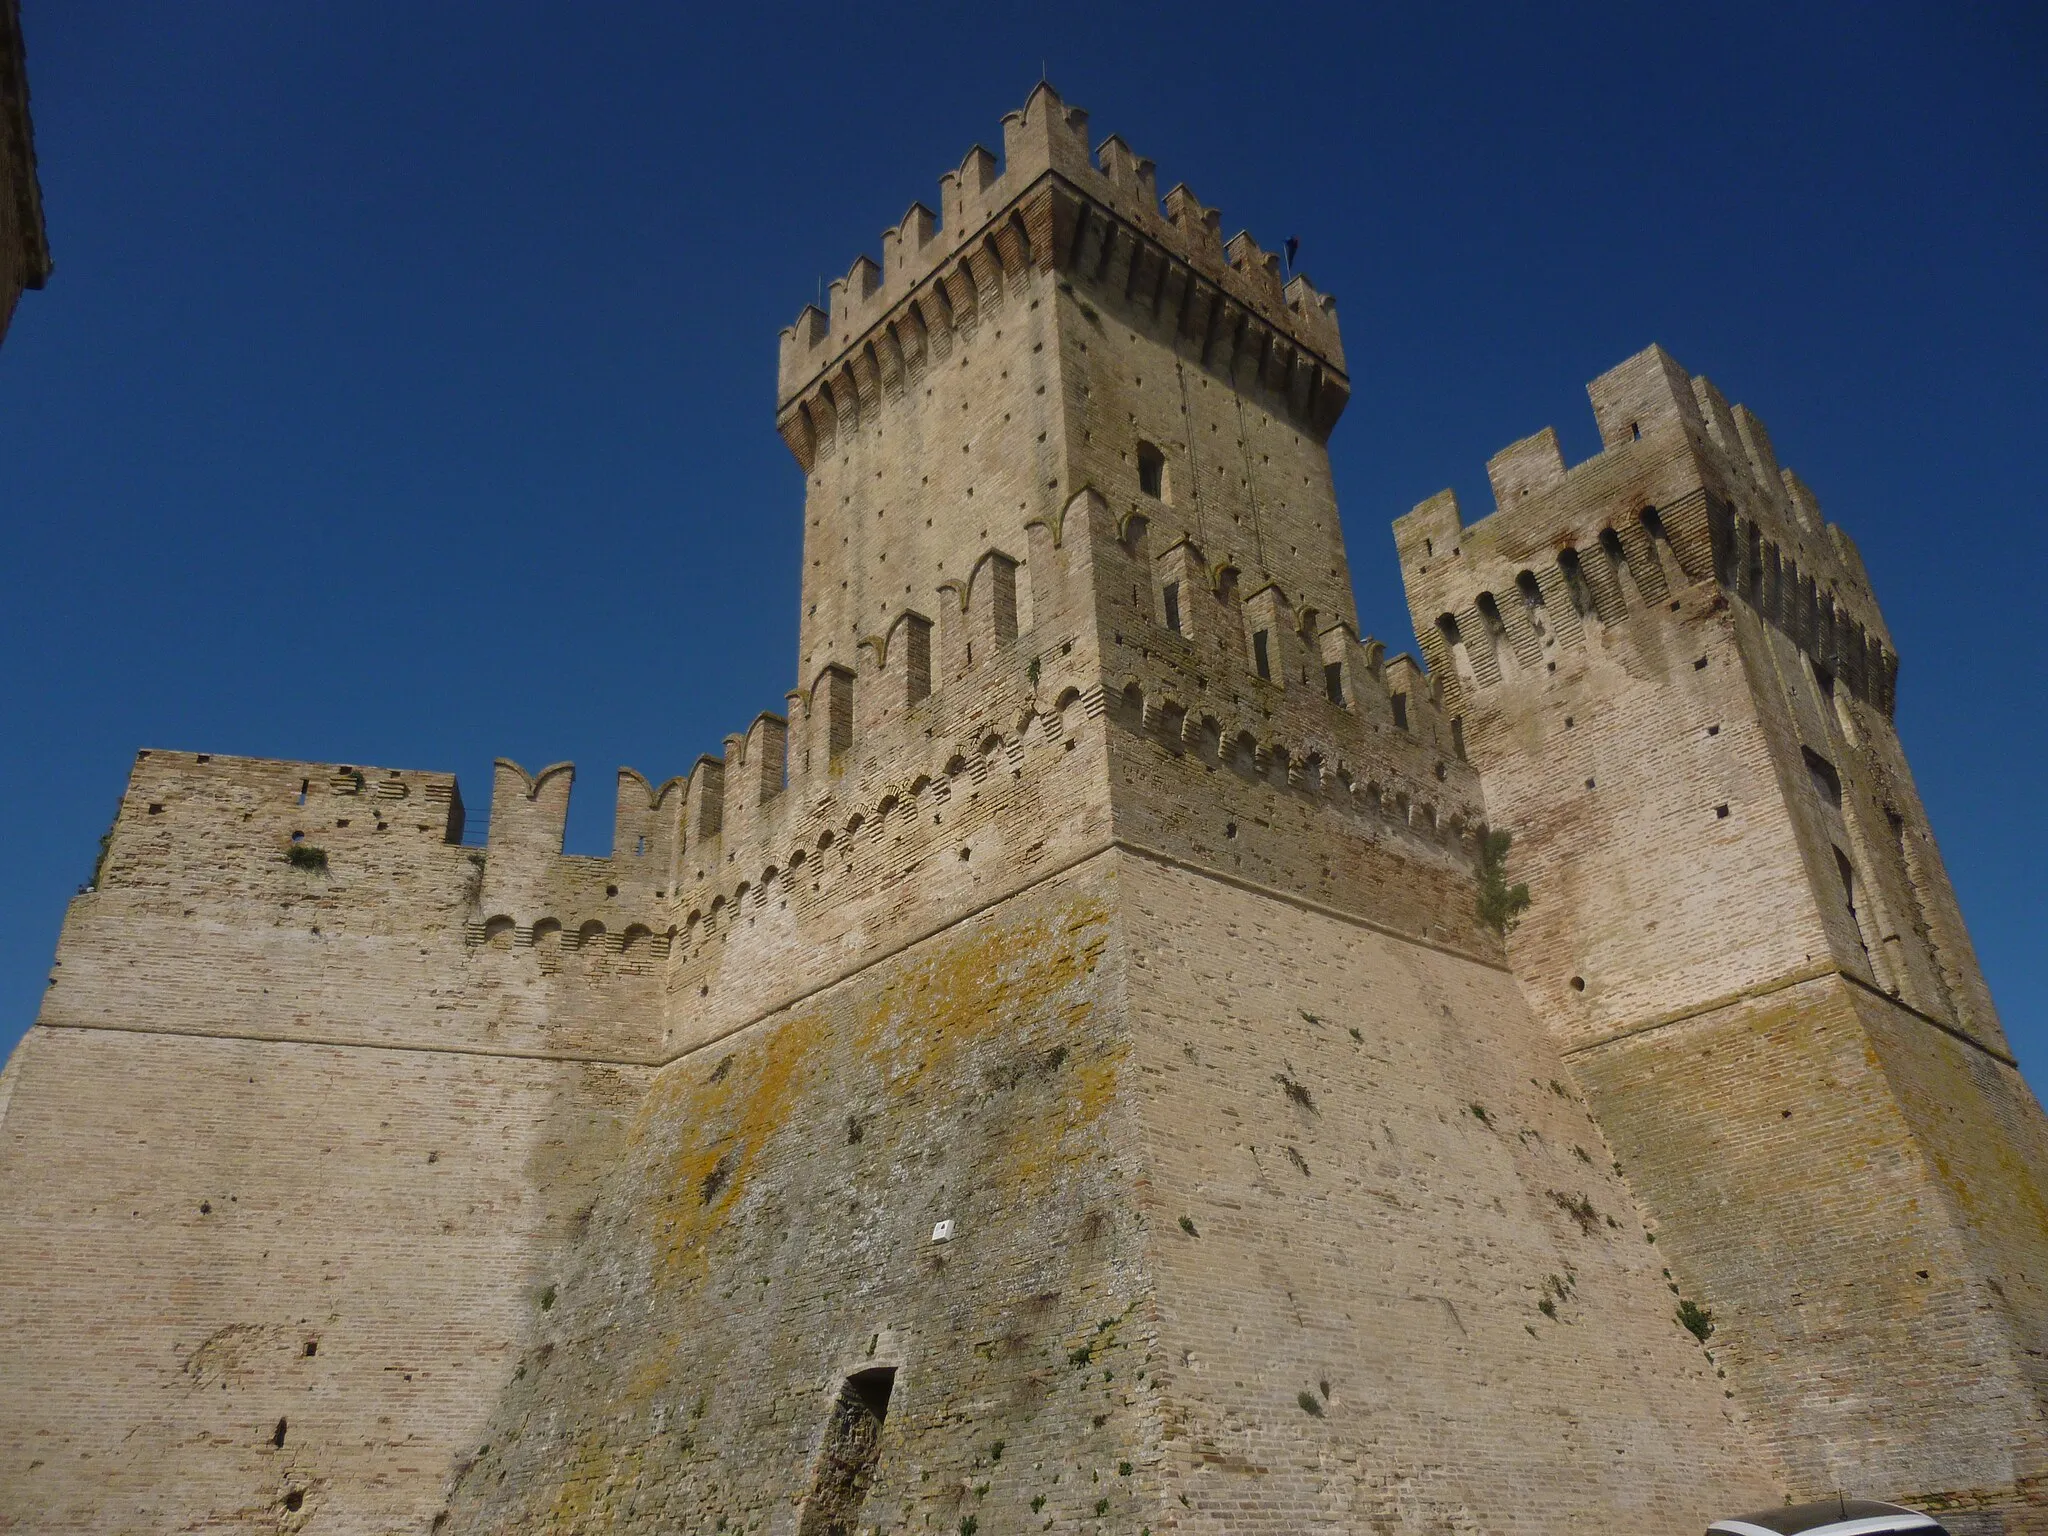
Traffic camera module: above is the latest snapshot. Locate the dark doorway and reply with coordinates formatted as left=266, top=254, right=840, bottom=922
left=797, top=1367, right=896, bottom=1536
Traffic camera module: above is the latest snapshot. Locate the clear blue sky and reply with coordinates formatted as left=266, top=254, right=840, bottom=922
left=2, top=4, right=2042, bottom=1082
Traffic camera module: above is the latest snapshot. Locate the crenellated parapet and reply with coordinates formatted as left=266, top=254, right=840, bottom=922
left=1395, top=344, right=1897, bottom=718
left=775, top=82, right=1348, bottom=471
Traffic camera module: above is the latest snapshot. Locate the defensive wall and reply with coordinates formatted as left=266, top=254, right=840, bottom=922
left=1398, top=344, right=2048, bottom=1530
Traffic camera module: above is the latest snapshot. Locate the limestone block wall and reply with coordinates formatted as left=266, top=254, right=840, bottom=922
left=0, top=1024, right=646, bottom=1534
left=1118, top=856, right=1781, bottom=1534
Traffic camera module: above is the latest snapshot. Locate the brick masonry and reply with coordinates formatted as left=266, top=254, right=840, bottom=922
left=2, top=84, right=2041, bottom=1534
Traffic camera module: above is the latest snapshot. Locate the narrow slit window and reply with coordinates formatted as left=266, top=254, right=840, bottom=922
left=1162, top=580, right=1182, bottom=635
left=1252, top=629, right=1271, bottom=680
left=1324, top=661, right=1345, bottom=705
left=1450, top=716, right=1466, bottom=760
left=799, top=1368, right=897, bottom=1536
left=1136, top=441, right=1167, bottom=500
left=1391, top=691, right=1409, bottom=732
left=905, top=619, right=932, bottom=704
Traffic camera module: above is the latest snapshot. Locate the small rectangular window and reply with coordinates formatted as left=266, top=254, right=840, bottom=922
left=1252, top=630, right=1271, bottom=680
left=1163, top=580, right=1181, bottom=635
left=1137, top=441, right=1166, bottom=500
left=1803, top=746, right=1843, bottom=808
left=1391, top=692, right=1409, bottom=731
left=1324, top=661, right=1345, bottom=705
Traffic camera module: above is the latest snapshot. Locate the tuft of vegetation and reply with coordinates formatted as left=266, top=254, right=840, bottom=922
left=1027, top=656, right=1041, bottom=686
left=1178, top=1215, right=1199, bottom=1237
left=1031, top=1495, right=1046, bottom=1513
left=1297, top=1391, right=1324, bottom=1417
left=1095, top=1499, right=1110, bottom=1516
left=286, top=844, right=329, bottom=873
left=1118, top=1461, right=1132, bottom=1476
left=1475, top=828, right=1531, bottom=935
left=1535, top=1270, right=1577, bottom=1321
left=960, top=1517, right=978, bottom=1536
left=989, top=1439, right=1004, bottom=1463
left=538, top=1284, right=556, bottom=1312
left=88, top=818, right=116, bottom=890
left=1677, top=1298, right=1715, bottom=1342
left=1274, top=1070, right=1316, bottom=1112
left=1468, top=1102, right=1489, bottom=1125
left=1068, top=1343, right=1094, bottom=1368
left=1549, top=1189, right=1602, bottom=1236
left=1347, top=1026, right=1363, bottom=1043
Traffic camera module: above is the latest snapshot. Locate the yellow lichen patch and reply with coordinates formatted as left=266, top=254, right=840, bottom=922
left=643, top=1005, right=828, bottom=1292
left=636, top=888, right=1116, bottom=1294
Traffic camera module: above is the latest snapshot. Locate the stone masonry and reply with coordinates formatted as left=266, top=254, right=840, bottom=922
left=1, top=84, right=2041, bottom=1535
left=0, top=0, right=51, bottom=347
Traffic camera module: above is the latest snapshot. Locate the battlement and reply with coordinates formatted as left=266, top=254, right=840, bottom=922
left=775, top=82, right=1345, bottom=431
left=1395, top=344, right=1897, bottom=716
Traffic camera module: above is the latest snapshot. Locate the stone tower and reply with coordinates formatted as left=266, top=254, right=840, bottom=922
left=0, top=84, right=2035, bottom=1536
left=1397, top=345, right=2048, bottom=1527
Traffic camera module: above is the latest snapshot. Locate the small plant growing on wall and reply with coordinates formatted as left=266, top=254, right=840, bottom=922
left=1475, top=829, right=1530, bottom=935
left=87, top=814, right=117, bottom=890
left=286, top=844, right=329, bottom=873
left=1677, top=1298, right=1715, bottom=1342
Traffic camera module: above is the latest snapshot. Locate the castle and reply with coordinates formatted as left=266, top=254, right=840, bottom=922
left=2, top=84, right=2043, bottom=1535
